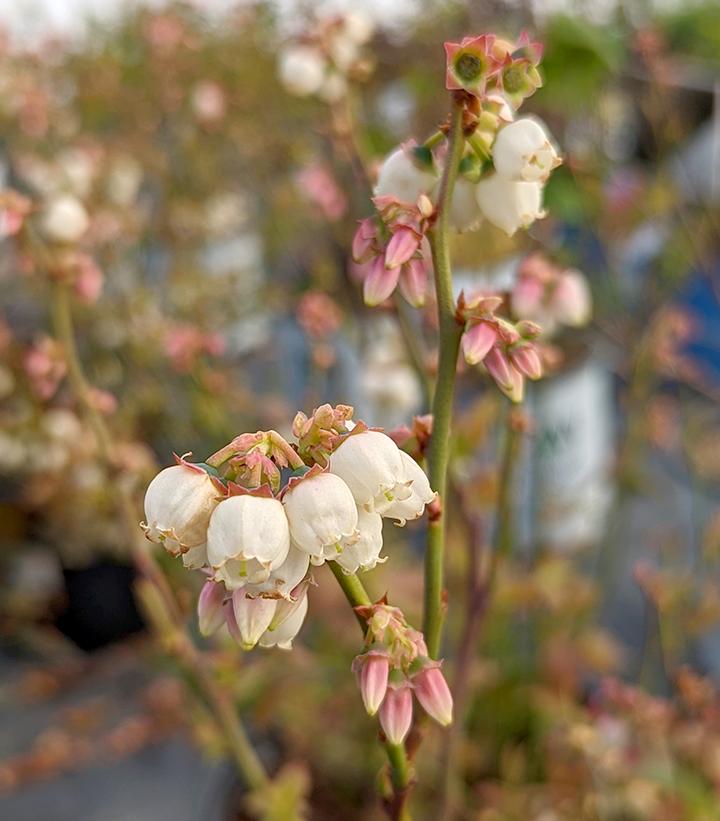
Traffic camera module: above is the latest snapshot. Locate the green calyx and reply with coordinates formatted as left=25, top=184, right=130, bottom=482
left=455, top=52, right=484, bottom=83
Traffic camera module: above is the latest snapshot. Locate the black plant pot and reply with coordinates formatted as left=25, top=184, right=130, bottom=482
left=55, top=561, right=144, bottom=651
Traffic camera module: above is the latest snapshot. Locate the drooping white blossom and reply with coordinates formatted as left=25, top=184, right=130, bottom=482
left=381, top=451, right=436, bottom=525
left=259, top=592, right=309, bottom=650
left=449, top=177, right=483, bottom=233
left=243, top=544, right=310, bottom=599
left=336, top=509, right=384, bottom=573
left=207, top=494, right=290, bottom=590
left=282, top=471, right=359, bottom=565
left=492, top=117, right=559, bottom=183
left=142, top=463, right=220, bottom=557
left=475, top=174, right=545, bottom=236
left=329, top=430, right=413, bottom=513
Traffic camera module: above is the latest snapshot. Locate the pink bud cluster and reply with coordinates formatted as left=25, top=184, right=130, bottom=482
left=352, top=600, right=453, bottom=743
left=511, top=252, right=592, bottom=334
left=164, top=322, right=225, bottom=373
left=352, top=192, right=433, bottom=308
left=459, top=292, right=543, bottom=403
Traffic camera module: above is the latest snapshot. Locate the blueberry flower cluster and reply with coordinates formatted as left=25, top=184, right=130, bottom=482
left=141, top=405, right=436, bottom=650
left=352, top=32, right=561, bottom=309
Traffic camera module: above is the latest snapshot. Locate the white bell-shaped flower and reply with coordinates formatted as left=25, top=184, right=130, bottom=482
left=259, top=592, right=309, bottom=650
left=492, top=118, right=560, bottom=183
left=182, top=543, right=208, bottom=570
left=278, top=46, right=326, bottom=97
left=336, top=509, right=384, bottom=573
left=329, top=430, right=413, bottom=513
left=475, top=174, right=545, bottom=237
left=243, top=544, right=310, bottom=599
left=382, top=451, right=436, bottom=525
left=374, top=147, right=436, bottom=204
left=283, top=471, right=359, bottom=565
left=228, top=591, right=277, bottom=650
left=207, top=495, right=290, bottom=590
left=40, top=194, right=89, bottom=244
left=449, top=177, right=483, bottom=232
left=143, top=463, right=220, bottom=557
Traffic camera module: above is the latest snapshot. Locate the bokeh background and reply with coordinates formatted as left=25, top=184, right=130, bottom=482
left=1, top=1, right=720, bottom=819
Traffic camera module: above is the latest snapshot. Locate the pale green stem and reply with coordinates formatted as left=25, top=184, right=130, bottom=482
left=423, top=99, right=466, bottom=660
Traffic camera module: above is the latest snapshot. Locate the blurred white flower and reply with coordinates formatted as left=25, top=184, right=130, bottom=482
left=279, top=46, right=326, bottom=97
left=475, top=174, right=545, bottom=236
left=40, top=194, right=89, bottom=244
left=374, top=146, right=436, bottom=204
left=449, top=177, right=483, bottom=232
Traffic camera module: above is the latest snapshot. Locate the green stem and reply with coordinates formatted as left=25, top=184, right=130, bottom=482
left=326, top=564, right=413, bottom=820
left=50, top=280, right=269, bottom=795
left=423, top=99, right=466, bottom=660
left=328, top=561, right=371, bottom=629
left=423, top=130, right=445, bottom=150
left=51, top=281, right=113, bottom=462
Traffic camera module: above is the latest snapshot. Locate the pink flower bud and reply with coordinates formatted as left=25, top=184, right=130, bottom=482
left=73, top=254, right=104, bottom=305
left=412, top=664, right=453, bottom=727
left=509, top=343, right=543, bottom=380
left=352, top=218, right=377, bottom=263
left=516, top=319, right=543, bottom=339
left=356, top=652, right=390, bottom=716
left=417, top=193, right=434, bottom=218
left=197, top=579, right=226, bottom=637
left=462, top=322, right=497, bottom=365
left=228, top=591, right=277, bottom=650
left=484, top=346, right=513, bottom=389
left=385, top=226, right=420, bottom=270
left=379, top=680, right=413, bottom=744
left=551, top=269, right=592, bottom=327
left=363, top=255, right=401, bottom=306
left=485, top=347, right=525, bottom=402
left=399, top=257, right=428, bottom=308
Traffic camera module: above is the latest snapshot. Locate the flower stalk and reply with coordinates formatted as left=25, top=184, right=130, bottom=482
left=326, top=563, right=413, bottom=820
left=423, top=97, right=466, bottom=659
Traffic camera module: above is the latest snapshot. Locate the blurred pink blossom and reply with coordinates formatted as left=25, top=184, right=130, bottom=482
left=24, top=337, right=67, bottom=400
left=296, top=164, right=347, bottom=222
